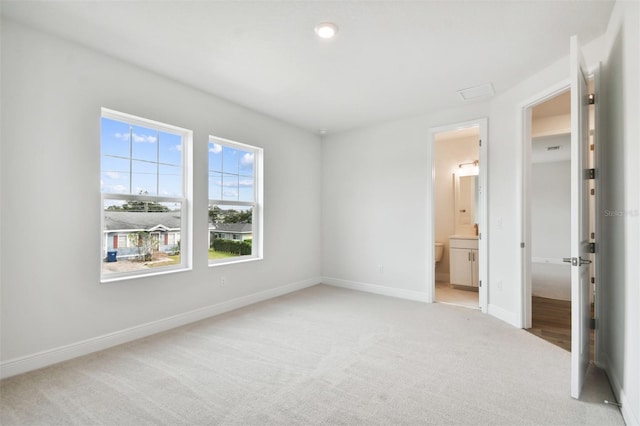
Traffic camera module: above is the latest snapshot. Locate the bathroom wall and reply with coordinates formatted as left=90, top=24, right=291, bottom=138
left=531, top=158, right=571, bottom=300
left=434, top=133, right=479, bottom=282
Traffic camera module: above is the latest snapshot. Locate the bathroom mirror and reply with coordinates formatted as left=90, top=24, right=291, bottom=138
left=454, top=171, right=479, bottom=235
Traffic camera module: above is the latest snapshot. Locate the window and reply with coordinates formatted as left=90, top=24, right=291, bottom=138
left=101, top=108, right=192, bottom=281
left=208, top=136, right=262, bottom=265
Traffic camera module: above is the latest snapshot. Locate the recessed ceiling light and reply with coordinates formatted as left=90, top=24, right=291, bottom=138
left=315, top=22, right=338, bottom=39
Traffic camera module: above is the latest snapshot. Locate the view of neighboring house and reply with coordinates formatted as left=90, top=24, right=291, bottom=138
left=208, top=222, right=252, bottom=246
left=103, top=211, right=253, bottom=261
left=103, top=211, right=181, bottom=260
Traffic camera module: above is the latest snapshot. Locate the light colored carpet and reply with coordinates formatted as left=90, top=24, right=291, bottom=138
left=0, top=284, right=623, bottom=425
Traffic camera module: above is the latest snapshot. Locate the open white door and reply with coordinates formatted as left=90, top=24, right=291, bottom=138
left=568, top=35, right=591, bottom=399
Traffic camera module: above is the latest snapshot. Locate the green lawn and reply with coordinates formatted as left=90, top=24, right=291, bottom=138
left=146, top=254, right=181, bottom=268
left=208, top=249, right=239, bottom=260
left=144, top=251, right=238, bottom=267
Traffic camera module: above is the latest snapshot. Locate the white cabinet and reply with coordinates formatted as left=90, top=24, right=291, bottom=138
left=449, top=236, right=479, bottom=287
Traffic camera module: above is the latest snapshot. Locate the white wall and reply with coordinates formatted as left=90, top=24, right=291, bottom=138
left=434, top=135, right=478, bottom=281
left=531, top=161, right=570, bottom=260
left=531, top=160, right=571, bottom=300
left=322, top=29, right=603, bottom=326
left=321, top=103, right=488, bottom=299
left=0, top=21, right=322, bottom=370
left=598, top=1, right=640, bottom=424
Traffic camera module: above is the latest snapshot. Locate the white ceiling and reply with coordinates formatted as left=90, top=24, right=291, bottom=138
left=1, top=1, right=614, bottom=135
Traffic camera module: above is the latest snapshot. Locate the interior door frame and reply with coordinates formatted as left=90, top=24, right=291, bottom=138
left=517, top=67, right=601, bottom=367
left=427, top=117, right=488, bottom=313
left=517, top=80, right=570, bottom=329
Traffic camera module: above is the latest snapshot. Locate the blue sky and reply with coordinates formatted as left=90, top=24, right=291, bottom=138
left=101, top=117, right=183, bottom=198
left=101, top=117, right=256, bottom=206
left=208, top=141, right=254, bottom=202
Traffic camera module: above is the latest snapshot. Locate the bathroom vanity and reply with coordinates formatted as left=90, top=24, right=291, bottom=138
left=449, top=235, right=479, bottom=288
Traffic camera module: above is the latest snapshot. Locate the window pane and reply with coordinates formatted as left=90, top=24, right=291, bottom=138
left=238, top=176, right=254, bottom=202
left=209, top=171, right=222, bottom=199
left=131, top=125, right=158, bottom=162
left=159, top=164, right=182, bottom=197
left=103, top=199, right=182, bottom=276
left=132, top=160, right=158, bottom=195
left=159, top=131, right=182, bottom=166
left=222, top=146, right=240, bottom=175
left=101, top=117, right=130, bottom=158
left=208, top=204, right=253, bottom=260
left=101, top=156, right=130, bottom=194
left=209, top=141, right=222, bottom=172
left=222, top=173, right=239, bottom=201
left=238, top=151, right=254, bottom=178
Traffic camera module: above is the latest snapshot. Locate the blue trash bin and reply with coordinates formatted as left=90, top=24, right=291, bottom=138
left=107, top=251, right=117, bottom=262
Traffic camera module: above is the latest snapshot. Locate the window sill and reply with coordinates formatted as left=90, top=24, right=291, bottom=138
left=101, top=265, right=192, bottom=284
left=208, top=256, right=262, bottom=268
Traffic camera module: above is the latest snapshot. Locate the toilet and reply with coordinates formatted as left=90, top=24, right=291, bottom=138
left=435, top=242, right=444, bottom=263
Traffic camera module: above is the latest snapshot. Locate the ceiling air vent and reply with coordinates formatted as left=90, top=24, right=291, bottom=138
left=457, top=83, right=495, bottom=101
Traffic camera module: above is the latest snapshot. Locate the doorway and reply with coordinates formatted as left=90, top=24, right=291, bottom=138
left=427, top=118, right=488, bottom=313
left=521, top=83, right=597, bottom=359
left=526, top=90, right=573, bottom=350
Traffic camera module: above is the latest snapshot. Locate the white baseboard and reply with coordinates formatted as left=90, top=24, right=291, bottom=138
left=322, top=277, right=430, bottom=303
left=488, top=303, right=520, bottom=328
left=600, top=353, right=639, bottom=426
left=0, top=277, right=321, bottom=379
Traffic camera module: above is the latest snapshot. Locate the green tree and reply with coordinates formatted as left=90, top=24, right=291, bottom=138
left=208, top=206, right=252, bottom=224
left=107, top=191, right=169, bottom=212
left=209, top=206, right=222, bottom=223
left=128, top=231, right=159, bottom=261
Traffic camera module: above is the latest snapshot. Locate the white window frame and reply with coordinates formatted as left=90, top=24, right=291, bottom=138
left=101, top=108, right=193, bottom=282
left=208, top=135, right=263, bottom=266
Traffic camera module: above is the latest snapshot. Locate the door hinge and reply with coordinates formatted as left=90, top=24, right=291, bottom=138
left=588, top=242, right=596, bottom=253
left=588, top=93, right=595, bottom=105
left=586, top=168, right=596, bottom=179
left=479, top=280, right=482, bottom=288
left=479, top=139, right=482, bottom=147
left=478, top=232, right=481, bottom=240
left=590, top=318, right=596, bottom=329
left=521, top=242, right=525, bottom=248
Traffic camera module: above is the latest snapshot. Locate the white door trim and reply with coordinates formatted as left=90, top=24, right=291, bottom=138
left=427, top=117, right=488, bottom=313
left=516, top=80, right=570, bottom=328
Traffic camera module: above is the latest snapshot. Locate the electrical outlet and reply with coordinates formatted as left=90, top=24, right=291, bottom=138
left=220, top=277, right=226, bottom=287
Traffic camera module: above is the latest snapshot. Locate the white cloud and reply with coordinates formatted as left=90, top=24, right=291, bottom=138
left=105, top=171, right=121, bottom=179
left=223, top=189, right=238, bottom=198
left=239, top=179, right=253, bottom=187
left=111, top=184, right=127, bottom=193
left=175, top=144, right=182, bottom=152
left=114, top=132, right=156, bottom=143
left=241, top=152, right=254, bottom=166
left=209, top=143, right=222, bottom=154
left=132, top=133, right=157, bottom=143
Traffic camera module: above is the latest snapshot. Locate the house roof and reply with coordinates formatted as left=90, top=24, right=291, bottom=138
left=104, top=211, right=181, bottom=231
left=209, top=223, right=252, bottom=234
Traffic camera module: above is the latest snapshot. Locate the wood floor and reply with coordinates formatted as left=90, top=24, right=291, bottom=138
left=526, top=296, right=595, bottom=358
left=527, top=296, right=572, bottom=351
